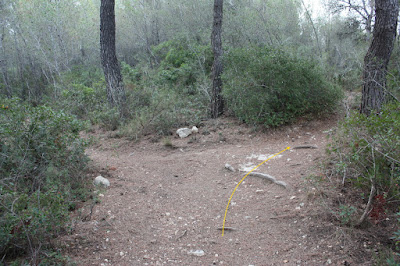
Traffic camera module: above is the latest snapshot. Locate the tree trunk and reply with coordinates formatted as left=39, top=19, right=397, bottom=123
left=100, top=0, right=126, bottom=114
left=0, top=25, right=11, bottom=98
left=210, top=0, right=224, bottom=118
left=360, top=0, right=399, bottom=116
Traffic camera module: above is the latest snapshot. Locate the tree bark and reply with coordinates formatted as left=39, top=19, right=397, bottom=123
left=210, top=0, right=224, bottom=118
left=0, top=22, right=11, bottom=98
left=100, top=0, right=126, bottom=113
left=360, top=0, right=399, bottom=116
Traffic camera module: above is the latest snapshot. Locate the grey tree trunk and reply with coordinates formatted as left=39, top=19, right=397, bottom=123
left=100, top=0, right=126, bottom=114
left=210, top=0, right=224, bottom=118
left=0, top=23, right=11, bottom=98
left=361, top=0, right=399, bottom=116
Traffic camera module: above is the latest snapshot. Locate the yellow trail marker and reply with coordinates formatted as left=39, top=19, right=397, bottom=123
left=221, top=146, right=290, bottom=236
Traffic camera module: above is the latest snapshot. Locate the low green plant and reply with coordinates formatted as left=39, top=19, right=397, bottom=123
left=222, top=46, right=343, bottom=128
left=0, top=98, right=89, bottom=262
left=162, top=137, right=173, bottom=147
left=338, top=204, right=357, bottom=225
left=388, top=212, right=400, bottom=263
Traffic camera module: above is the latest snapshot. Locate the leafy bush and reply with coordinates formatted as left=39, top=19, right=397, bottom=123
left=152, top=39, right=213, bottom=92
left=56, top=67, right=108, bottom=121
left=327, top=102, right=400, bottom=201
left=0, top=98, right=89, bottom=261
left=119, top=85, right=207, bottom=138
left=223, top=46, right=343, bottom=127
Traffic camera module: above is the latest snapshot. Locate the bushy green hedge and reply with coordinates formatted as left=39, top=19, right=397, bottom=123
left=223, top=46, right=343, bottom=127
left=0, top=98, right=89, bottom=261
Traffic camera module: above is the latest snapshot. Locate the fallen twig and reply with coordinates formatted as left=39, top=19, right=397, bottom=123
left=176, top=229, right=187, bottom=240
left=217, top=227, right=237, bottom=231
left=249, top=172, right=287, bottom=188
left=292, top=145, right=318, bottom=149
left=270, top=214, right=305, bottom=220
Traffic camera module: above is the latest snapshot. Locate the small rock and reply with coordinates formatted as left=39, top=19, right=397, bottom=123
left=290, top=196, right=296, bottom=200
left=225, top=163, right=235, bottom=172
left=94, top=176, right=110, bottom=187
left=176, top=128, right=192, bottom=138
left=120, top=251, right=124, bottom=256
left=188, top=249, right=205, bottom=256
left=191, top=126, right=199, bottom=133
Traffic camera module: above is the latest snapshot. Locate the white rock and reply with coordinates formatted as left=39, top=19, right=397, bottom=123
left=188, top=249, right=205, bottom=256
left=94, top=176, right=110, bottom=187
left=224, top=163, right=235, bottom=172
left=191, top=126, right=199, bottom=133
left=176, top=128, right=192, bottom=138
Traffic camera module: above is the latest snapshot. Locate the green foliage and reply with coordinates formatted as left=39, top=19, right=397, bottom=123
left=0, top=98, right=89, bottom=261
left=152, top=39, right=213, bottom=92
left=55, top=66, right=124, bottom=130
left=387, top=212, right=400, bottom=264
left=116, top=58, right=209, bottom=138
left=223, top=46, right=343, bottom=127
left=338, top=204, right=357, bottom=225
left=327, top=102, right=400, bottom=200
left=120, top=85, right=206, bottom=138
left=57, top=66, right=107, bottom=119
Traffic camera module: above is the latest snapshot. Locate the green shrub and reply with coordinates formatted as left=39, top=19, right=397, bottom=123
left=327, top=102, right=400, bottom=201
left=91, top=107, right=121, bottom=131
left=57, top=67, right=108, bottom=120
left=223, top=46, right=343, bottom=127
left=120, top=86, right=207, bottom=138
left=0, top=98, right=89, bottom=261
left=152, top=39, right=213, bottom=91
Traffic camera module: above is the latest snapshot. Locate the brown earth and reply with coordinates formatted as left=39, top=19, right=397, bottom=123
left=60, top=116, right=392, bottom=265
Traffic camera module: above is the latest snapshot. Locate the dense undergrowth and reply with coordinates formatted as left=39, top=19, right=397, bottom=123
left=326, top=101, right=400, bottom=263
left=0, top=98, right=89, bottom=264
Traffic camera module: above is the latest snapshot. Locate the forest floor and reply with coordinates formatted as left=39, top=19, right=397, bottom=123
left=59, top=115, right=393, bottom=265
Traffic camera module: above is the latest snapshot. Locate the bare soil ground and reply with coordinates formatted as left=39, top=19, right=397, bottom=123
left=60, top=116, right=391, bottom=265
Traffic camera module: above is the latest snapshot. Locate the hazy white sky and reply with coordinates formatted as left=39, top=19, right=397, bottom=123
left=303, top=0, right=326, bottom=16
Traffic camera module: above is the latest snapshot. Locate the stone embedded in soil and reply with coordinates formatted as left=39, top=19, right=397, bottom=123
left=94, top=176, right=110, bottom=187
left=176, top=128, right=192, bottom=138
left=188, top=249, right=205, bottom=256
left=224, top=163, right=235, bottom=172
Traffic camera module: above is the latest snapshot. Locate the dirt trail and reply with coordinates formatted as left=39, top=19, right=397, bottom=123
left=62, top=117, right=366, bottom=265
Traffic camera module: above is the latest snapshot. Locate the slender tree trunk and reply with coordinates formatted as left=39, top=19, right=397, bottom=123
left=0, top=26, right=11, bottom=98
left=360, top=0, right=399, bottom=116
left=211, top=0, right=224, bottom=118
left=100, top=0, right=126, bottom=114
